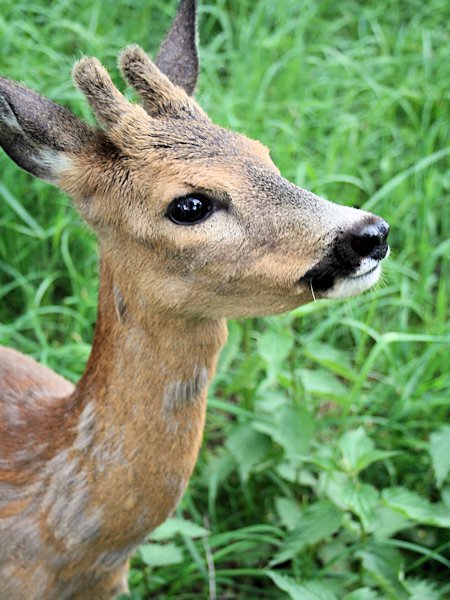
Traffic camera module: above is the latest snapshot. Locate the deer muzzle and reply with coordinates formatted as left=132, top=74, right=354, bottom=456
left=299, top=216, right=390, bottom=299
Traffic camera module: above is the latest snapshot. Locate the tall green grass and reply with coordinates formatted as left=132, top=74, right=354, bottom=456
left=1, top=0, right=449, bottom=598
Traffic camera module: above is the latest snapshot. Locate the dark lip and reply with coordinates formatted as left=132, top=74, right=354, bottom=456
left=298, top=256, right=384, bottom=292
left=298, top=255, right=354, bottom=293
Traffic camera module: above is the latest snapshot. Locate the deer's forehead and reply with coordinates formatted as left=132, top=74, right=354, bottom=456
left=128, top=116, right=275, bottom=169
left=144, top=157, right=280, bottom=206
left=125, top=120, right=278, bottom=200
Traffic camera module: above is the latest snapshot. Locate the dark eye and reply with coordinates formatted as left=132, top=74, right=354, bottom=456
left=167, top=194, right=213, bottom=225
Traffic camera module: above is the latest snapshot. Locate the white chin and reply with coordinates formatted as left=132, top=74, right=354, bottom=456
left=325, top=262, right=382, bottom=299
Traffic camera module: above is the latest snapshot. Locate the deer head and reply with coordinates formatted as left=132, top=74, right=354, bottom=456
left=0, top=0, right=389, bottom=324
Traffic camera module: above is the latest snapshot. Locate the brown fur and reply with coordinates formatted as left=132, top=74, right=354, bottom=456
left=0, top=0, right=389, bottom=598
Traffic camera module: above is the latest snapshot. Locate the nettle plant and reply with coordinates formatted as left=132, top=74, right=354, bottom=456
left=179, top=316, right=449, bottom=600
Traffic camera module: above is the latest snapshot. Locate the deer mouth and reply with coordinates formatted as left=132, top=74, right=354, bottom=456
left=299, top=254, right=387, bottom=300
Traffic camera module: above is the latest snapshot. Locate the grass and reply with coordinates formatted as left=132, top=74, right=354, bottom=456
left=1, top=0, right=449, bottom=598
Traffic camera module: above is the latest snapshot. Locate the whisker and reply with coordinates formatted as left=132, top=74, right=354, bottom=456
left=310, top=279, right=317, bottom=302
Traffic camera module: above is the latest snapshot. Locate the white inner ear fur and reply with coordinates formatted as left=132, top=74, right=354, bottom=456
left=37, top=149, right=73, bottom=183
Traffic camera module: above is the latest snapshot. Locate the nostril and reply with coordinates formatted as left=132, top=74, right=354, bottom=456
left=351, top=220, right=390, bottom=260
left=351, top=232, right=378, bottom=257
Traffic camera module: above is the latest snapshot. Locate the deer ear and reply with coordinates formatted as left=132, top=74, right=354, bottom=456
left=0, top=76, right=97, bottom=183
left=155, top=0, right=199, bottom=96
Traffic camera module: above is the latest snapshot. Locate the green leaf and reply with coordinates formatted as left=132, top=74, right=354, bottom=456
left=405, top=578, right=442, bottom=600
left=343, top=589, right=381, bottom=600
left=371, top=506, right=412, bottom=540
left=254, top=404, right=314, bottom=458
left=276, top=406, right=314, bottom=458
left=339, top=428, right=374, bottom=471
left=255, top=388, right=290, bottom=413
left=150, top=517, right=209, bottom=541
left=356, top=543, right=408, bottom=599
left=139, top=542, right=183, bottom=567
left=342, top=482, right=379, bottom=530
left=429, top=425, right=450, bottom=488
left=298, top=368, right=348, bottom=401
left=338, top=427, right=394, bottom=474
left=276, top=462, right=317, bottom=486
left=202, top=452, right=235, bottom=516
left=303, top=341, right=356, bottom=382
left=225, top=353, right=264, bottom=393
left=275, top=497, right=303, bottom=531
left=257, top=327, right=294, bottom=375
left=319, top=467, right=353, bottom=511
left=270, top=500, right=342, bottom=566
left=226, top=424, right=271, bottom=480
left=382, top=487, right=450, bottom=528
left=267, top=572, right=338, bottom=600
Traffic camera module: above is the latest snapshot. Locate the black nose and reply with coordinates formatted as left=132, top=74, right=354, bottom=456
left=343, top=219, right=390, bottom=262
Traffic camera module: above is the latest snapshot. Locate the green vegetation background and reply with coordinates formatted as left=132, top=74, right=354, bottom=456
left=0, top=0, right=448, bottom=598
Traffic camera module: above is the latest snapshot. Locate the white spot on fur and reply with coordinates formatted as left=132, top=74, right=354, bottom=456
left=162, top=365, right=208, bottom=413
left=42, top=449, right=103, bottom=550
left=0, top=483, right=27, bottom=509
left=73, top=402, right=97, bottom=452
left=90, top=424, right=126, bottom=473
left=3, top=401, right=26, bottom=427
left=0, top=490, right=48, bottom=595
left=0, top=458, right=10, bottom=470
left=12, top=447, right=41, bottom=464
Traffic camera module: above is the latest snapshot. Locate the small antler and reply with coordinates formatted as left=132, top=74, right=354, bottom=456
left=72, top=57, right=134, bottom=129
left=119, top=45, right=202, bottom=119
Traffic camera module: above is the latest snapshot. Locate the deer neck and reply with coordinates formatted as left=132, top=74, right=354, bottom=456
left=68, top=258, right=227, bottom=539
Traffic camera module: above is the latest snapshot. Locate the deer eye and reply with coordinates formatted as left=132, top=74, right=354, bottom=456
left=168, top=194, right=213, bottom=225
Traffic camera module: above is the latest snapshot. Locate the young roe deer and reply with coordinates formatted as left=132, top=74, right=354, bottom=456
left=0, top=0, right=389, bottom=598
